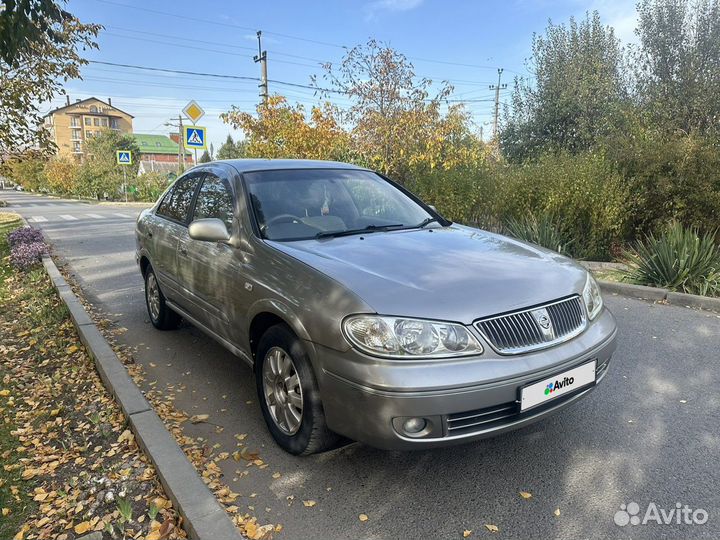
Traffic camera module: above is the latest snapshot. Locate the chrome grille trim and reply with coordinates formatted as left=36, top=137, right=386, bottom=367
left=474, top=296, right=587, bottom=355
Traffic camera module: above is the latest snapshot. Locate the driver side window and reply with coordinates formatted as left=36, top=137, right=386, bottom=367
left=192, top=174, right=235, bottom=231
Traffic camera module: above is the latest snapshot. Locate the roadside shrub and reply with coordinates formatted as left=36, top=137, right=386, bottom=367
left=622, top=221, right=720, bottom=297
left=490, top=152, right=630, bottom=260
left=9, top=241, right=47, bottom=270
left=44, top=156, right=79, bottom=195
left=503, top=212, right=574, bottom=255
left=8, top=227, right=44, bottom=247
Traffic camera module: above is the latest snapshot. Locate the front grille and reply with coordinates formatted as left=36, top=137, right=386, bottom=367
left=446, top=403, right=518, bottom=435
left=474, top=296, right=587, bottom=354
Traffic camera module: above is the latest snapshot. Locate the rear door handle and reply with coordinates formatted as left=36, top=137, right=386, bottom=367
left=179, top=246, right=188, bottom=256
left=147, top=231, right=153, bottom=238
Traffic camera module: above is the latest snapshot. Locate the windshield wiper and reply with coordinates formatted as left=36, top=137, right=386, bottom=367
left=315, top=223, right=404, bottom=239
left=415, top=217, right=440, bottom=228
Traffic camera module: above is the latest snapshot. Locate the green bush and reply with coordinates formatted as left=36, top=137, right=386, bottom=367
left=622, top=221, right=720, bottom=297
left=489, top=152, right=630, bottom=260
left=503, top=212, right=574, bottom=255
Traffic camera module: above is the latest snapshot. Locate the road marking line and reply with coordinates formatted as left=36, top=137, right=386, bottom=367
left=113, top=212, right=131, bottom=218
left=30, top=216, right=48, bottom=223
left=86, top=213, right=104, bottom=219
left=60, top=214, right=78, bottom=221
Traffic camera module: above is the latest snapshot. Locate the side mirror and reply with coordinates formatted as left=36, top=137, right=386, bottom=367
left=188, top=218, right=230, bottom=243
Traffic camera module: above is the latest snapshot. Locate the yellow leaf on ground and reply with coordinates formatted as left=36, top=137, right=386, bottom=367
left=190, top=414, right=209, bottom=424
left=66, top=345, right=79, bottom=354
left=463, top=530, right=472, bottom=538
left=0, top=390, right=9, bottom=397
left=302, top=500, right=316, bottom=507
left=359, top=514, right=368, bottom=522
left=2, top=507, right=10, bottom=516
left=554, top=508, right=561, bottom=517
left=74, top=522, right=91, bottom=534
left=272, top=472, right=281, bottom=479
left=485, top=524, right=499, bottom=533
left=519, top=491, right=532, bottom=499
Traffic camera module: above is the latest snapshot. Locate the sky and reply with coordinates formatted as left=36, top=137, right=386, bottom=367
left=52, top=0, right=640, bottom=151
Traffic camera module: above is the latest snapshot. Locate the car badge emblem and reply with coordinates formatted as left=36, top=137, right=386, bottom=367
left=530, top=308, right=554, bottom=340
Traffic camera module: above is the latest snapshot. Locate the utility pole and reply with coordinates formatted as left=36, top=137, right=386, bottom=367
left=489, top=68, right=507, bottom=140
left=253, top=30, right=268, bottom=105
left=178, top=115, right=185, bottom=173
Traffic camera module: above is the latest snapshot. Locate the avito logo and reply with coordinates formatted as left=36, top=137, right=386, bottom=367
left=544, top=376, right=575, bottom=395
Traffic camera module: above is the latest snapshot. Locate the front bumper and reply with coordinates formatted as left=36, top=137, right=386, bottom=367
left=312, top=307, right=617, bottom=450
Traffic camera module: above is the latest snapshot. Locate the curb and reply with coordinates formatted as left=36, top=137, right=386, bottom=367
left=598, top=280, right=669, bottom=301
left=665, top=290, right=720, bottom=312
left=41, top=256, right=242, bottom=540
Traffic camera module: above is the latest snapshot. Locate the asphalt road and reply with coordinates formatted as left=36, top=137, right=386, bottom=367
left=4, top=189, right=720, bottom=540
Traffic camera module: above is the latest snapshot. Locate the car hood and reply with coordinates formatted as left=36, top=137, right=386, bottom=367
left=267, top=225, right=588, bottom=324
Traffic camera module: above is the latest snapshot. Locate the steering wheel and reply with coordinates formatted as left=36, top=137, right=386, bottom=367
left=264, top=214, right=303, bottom=228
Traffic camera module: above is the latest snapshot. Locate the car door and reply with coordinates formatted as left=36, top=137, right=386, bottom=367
left=152, top=172, right=203, bottom=310
left=179, top=171, right=240, bottom=339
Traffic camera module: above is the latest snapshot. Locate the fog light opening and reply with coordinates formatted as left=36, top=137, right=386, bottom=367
left=402, top=417, right=427, bottom=434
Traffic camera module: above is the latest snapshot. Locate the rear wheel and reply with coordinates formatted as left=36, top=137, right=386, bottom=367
left=145, top=266, right=181, bottom=330
left=255, top=324, right=340, bottom=455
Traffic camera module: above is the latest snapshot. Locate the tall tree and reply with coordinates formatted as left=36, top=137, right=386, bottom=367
left=198, top=150, right=212, bottom=163
left=634, top=0, right=720, bottom=133
left=313, top=39, right=473, bottom=182
left=501, top=12, right=625, bottom=161
left=77, top=131, right=140, bottom=199
left=0, top=1, right=100, bottom=162
left=215, top=134, right=247, bottom=160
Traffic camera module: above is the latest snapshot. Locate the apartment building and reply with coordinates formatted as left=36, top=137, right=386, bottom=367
left=43, top=97, right=133, bottom=160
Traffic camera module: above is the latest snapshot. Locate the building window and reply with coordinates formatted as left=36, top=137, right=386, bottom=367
left=71, top=129, right=81, bottom=140
left=86, top=131, right=93, bottom=138
left=73, top=142, right=82, bottom=152
left=93, top=118, right=100, bottom=126
left=70, top=116, right=80, bottom=127
left=110, top=118, right=119, bottom=129
left=84, top=117, right=91, bottom=126
left=100, top=118, right=108, bottom=127
left=89, top=105, right=98, bottom=113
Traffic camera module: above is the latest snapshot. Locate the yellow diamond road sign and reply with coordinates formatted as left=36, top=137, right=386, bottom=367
left=182, top=100, right=205, bottom=124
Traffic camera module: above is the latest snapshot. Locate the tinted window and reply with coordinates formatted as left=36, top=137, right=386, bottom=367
left=156, top=174, right=202, bottom=223
left=192, top=174, right=234, bottom=230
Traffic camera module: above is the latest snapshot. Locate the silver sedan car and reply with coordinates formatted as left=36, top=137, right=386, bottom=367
left=136, top=159, right=617, bottom=455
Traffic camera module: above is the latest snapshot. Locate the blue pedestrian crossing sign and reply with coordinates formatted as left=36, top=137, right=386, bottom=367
left=184, top=125, right=207, bottom=150
left=116, top=150, right=132, bottom=165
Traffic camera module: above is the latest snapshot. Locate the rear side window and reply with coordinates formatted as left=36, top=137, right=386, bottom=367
left=192, top=174, right=234, bottom=230
left=157, top=174, right=202, bottom=224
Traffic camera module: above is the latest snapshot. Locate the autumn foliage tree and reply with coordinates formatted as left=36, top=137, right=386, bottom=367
left=44, top=155, right=79, bottom=194
left=221, top=96, right=350, bottom=161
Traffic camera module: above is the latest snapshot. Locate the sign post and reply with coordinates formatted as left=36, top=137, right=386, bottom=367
left=116, top=150, right=132, bottom=202
left=182, top=101, right=206, bottom=165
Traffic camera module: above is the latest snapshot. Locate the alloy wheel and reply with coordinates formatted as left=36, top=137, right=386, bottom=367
left=262, top=347, right=304, bottom=435
left=146, top=273, right=161, bottom=321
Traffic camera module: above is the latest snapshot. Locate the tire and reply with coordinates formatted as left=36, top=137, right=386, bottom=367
left=144, top=265, right=181, bottom=330
left=255, top=324, right=340, bottom=455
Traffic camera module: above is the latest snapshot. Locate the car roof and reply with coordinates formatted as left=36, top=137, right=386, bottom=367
left=221, top=158, right=367, bottom=174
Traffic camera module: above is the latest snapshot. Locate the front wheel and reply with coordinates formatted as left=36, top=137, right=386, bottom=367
left=145, top=266, right=181, bottom=330
left=255, top=324, right=340, bottom=455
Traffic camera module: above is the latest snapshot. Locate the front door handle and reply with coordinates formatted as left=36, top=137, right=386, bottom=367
left=179, top=246, right=188, bottom=256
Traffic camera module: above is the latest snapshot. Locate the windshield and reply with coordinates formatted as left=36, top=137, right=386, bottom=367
left=244, top=169, right=433, bottom=241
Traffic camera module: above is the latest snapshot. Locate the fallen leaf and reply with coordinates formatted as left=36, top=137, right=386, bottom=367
left=302, top=500, right=316, bottom=507
left=66, top=345, right=79, bottom=354
left=2, top=508, right=10, bottom=516
left=0, top=390, right=9, bottom=397
left=554, top=508, right=561, bottom=517
left=74, top=522, right=91, bottom=534
left=359, top=514, right=369, bottom=522
left=519, top=491, right=532, bottom=499
left=190, top=414, right=209, bottom=424
left=485, top=524, right=499, bottom=533
left=272, top=472, right=281, bottom=479
left=463, top=530, right=472, bottom=538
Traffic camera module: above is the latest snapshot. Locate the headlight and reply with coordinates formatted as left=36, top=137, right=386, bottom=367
left=582, top=273, right=603, bottom=320
left=343, top=315, right=483, bottom=358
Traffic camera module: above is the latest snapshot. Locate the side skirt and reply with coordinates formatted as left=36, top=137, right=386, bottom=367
left=165, top=300, right=254, bottom=368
